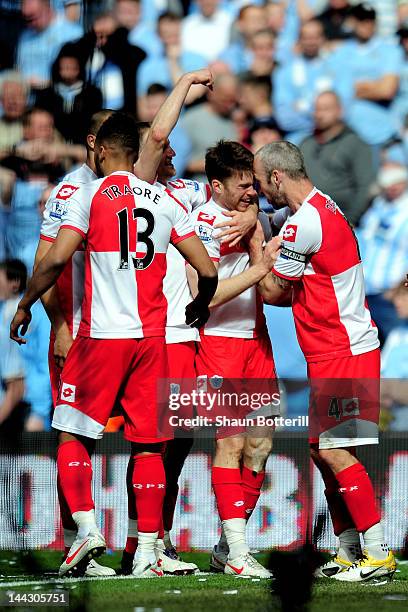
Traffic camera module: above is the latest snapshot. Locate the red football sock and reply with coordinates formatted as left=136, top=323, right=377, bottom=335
left=335, top=463, right=381, bottom=533
left=319, top=468, right=355, bottom=536
left=125, top=456, right=138, bottom=554
left=56, top=440, right=94, bottom=515
left=241, top=466, right=265, bottom=519
left=212, top=467, right=246, bottom=521
left=132, top=453, right=166, bottom=533
left=57, top=474, right=77, bottom=532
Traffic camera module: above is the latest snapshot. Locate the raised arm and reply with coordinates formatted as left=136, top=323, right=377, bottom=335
left=135, top=69, right=213, bottom=182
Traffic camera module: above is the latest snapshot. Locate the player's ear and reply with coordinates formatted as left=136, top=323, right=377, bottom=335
left=271, top=169, right=280, bottom=187
left=87, top=134, right=96, bottom=151
left=211, top=178, right=222, bottom=195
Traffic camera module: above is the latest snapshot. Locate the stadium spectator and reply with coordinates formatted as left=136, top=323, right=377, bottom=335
left=181, top=73, right=238, bottom=180
left=249, top=117, right=283, bottom=152
left=71, top=8, right=146, bottom=112
left=219, top=4, right=266, bottom=74
left=265, top=0, right=301, bottom=63
left=181, top=0, right=233, bottom=61
left=380, top=279, right=408, bottom=431
left=0, top=259, right=26, bottom=436
left=273, top=19, right=336, bottom=142
left=300, top=91, right=375, bottom=225
left=315, top=0, right=353, bottom=44
left=16, top=0, right=82, bottom=89
left=328, top=3, right=403, bottom=147
left=356, top=161, right=408, bottom=343
left=247, top=29, right=277, bottom=78
left=138, top=84, right=191, bottom=177
left=239, top=74, right=274, bottom=125
left=0, top=72, right=28, bottom=156
left=35, top=45, right=103, bottom=144
left=115, top=0, right=161, bottom=56
left=136, top=12, right=206, bottom=97
left=392, top=23, right=408, bottom=125
left=1, top=108, right=85, bottom=272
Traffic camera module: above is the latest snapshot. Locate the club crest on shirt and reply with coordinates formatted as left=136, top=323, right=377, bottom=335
left=196, top=224, right=214, bottom=243
left=325, top=198, right=337, bottom=214
left=283, top=224, right=297, bottom=242
left=56, top=184, right=79, bottom=200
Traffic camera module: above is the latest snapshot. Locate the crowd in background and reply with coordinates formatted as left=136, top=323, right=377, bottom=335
left=0, top=0, right=408, bottom=432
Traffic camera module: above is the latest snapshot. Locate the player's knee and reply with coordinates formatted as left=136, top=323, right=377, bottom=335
left=215, top=436, right=245, bottom=464
left=243, top=436, right=272, bottom=471
left=316, top=448, right=358, bottom=474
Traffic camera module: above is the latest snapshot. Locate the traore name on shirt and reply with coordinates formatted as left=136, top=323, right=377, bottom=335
left=101, top=184, right=163, bottom=204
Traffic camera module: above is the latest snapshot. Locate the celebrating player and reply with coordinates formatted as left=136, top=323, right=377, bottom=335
left=10, top=112, right=218, bottom=578
left=189, top=140, right=281, bottom=579
left=121, top=128, right=259, bottom=576
left=34, top=69, right=214, bottom=577
left=252, top=141, right=396, bottom=583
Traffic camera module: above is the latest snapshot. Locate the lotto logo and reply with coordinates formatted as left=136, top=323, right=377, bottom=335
left=56, top=184, right=79, bottom=200
left=233, top=500, right=245, bottom=507
left=283, top=225, right=297, bottom=242
left=197, top=212, right=216, bottom=226
left=61, top=382, right=76, bottom=403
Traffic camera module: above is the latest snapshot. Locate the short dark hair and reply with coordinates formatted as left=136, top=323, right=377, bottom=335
left=89, top=109, right=114, bottom=137
left=146, top=83, right=168, bottom=97
left=95, top=112, right=140, bottom=156
left=158, top=11, right=181, bottom=24
left=240, top=73, right=272, bottom=99
left=205, top=140, right=254, bottom=183
left=0, top=259, right=27, bottom=292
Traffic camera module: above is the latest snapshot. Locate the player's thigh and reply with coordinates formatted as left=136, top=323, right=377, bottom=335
left=53, top=337, right=133, bottom=440
left=195, top=335, right=245, bottom=379
left=121, top=337, right=171, bottom=444
left=245, top=333, right=278, bottom=380
left=48, top=339, right=60, bottom=408
left=308, top=349, right=380, bottom=450
left=167, top=341, right=197, bottom=379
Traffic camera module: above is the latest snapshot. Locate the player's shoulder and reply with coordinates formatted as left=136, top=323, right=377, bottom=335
left=167, top=178, right=203, bottom=194
left=191, top=198, right=221, bottom=222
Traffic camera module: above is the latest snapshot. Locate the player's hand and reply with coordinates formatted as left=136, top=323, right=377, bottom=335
left=214, top=207, right=258, bottom=246
left=263, top=236, right=282, bottom=271
left=185, top=68, right=214, bottom=90
left=405, top=273, right=408, bottom=288
left=54, top=325, right=74, bottom=369
left=10, top=306, right=32, bottom=344
left=185, top=298, right=211, bottom=329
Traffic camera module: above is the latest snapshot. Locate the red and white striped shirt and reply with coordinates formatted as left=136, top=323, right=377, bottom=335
left=273, top=187, right=379, bottom=362
left=60, top=171, right=194, bottom=339
left=40, top=163, right=96, bottom=338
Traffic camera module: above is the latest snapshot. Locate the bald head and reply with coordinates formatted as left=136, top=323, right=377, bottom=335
left=314, top=91, right=343, bottom=132
left=208, top=74, right=238, bottom=117
left=299, top=19, right=324, bottom=58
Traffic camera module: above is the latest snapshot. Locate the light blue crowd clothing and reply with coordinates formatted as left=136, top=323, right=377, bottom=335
left=5, top=179, right=47, bottom=275
left=19, top=300, right=52, bottom=429
left=137, top=51, right=207, bottom=96
left=17, top=15, right=82, bottom=84
left=169, top=124, right=192, bottom=178
left=273, top=53, right=341, bottom=141
left=381, top=324, right=408, bottom=431
left=0, top=297, right=25, bottom=407
left=391, top=55, right=408, bottom=124
left=328, top=36, right=404, bottom=145
left=87, top=52, right=124, bottom=110
left=356, top=192, right=408, bottom=295
left=128, top=22, right=162, bottom=57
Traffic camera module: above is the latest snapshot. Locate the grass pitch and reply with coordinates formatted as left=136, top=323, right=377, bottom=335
left=0, top=550, right=407, bottom=612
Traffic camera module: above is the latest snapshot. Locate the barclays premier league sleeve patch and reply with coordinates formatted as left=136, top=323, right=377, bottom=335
left=195, top=224, right=214, bottom=243
left=49, top=199, right=68, bottom=220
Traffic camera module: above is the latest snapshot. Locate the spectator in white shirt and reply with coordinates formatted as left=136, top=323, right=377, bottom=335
left=181, top=0, right=233, bottom=61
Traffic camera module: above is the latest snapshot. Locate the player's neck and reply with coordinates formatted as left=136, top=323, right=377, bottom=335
left=285, top=179, right=314, bottom=213
left=103, top=159, right=135, bottom=175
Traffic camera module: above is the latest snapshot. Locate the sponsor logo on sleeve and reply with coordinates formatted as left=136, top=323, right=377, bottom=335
left=56, top=184, right=79, bottom=200
left=49, top=199, right=68, bottom=220
left=283, top=224, right=297, bottom=242
left=195, top=224, right=214, bottom=243
left=61, top=382, right=76, bottom=403
left=197, top=211, right=216, bottom=226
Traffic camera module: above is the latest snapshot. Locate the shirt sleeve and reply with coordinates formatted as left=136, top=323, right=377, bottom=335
left=167, top=179, right=211, bottom=211
left=165, top=189, right=195, bottom=245
left=60, top=185, right=92, bottom=238
left=190, top=208, right=221, bottom=262
left=40, top=182, right=81, bottom=241
left=273, top=207, right=322, bottom=281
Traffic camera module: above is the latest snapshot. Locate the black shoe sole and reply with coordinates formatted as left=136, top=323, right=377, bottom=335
left=61, top=545, right=106, bottom=578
